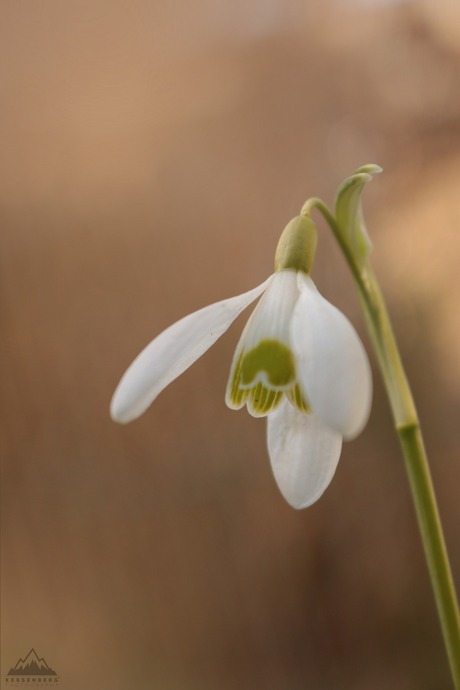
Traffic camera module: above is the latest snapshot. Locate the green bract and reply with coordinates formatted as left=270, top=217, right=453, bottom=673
left=334, top=164, right=382, bottom=269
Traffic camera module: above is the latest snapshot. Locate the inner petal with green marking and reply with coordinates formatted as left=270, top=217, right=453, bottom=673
left=227, top=338, right=309, bottom=417
left=240, top=339, right=296, bottom=389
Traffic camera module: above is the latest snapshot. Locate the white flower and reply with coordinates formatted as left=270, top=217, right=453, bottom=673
left=225, top=269, right=371, bottom=508
left=111, top=216, right=372, bottom=509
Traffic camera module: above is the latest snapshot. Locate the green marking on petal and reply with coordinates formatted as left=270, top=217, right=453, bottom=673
left=248, top=384, right=283, bottom=416
left=227, top=339, right=295, bottom=415
left=227, top=350, right=248, bottom=408
left=240, top=339, right=296, bottom=389
left=287, top=383, right=310, bottom=413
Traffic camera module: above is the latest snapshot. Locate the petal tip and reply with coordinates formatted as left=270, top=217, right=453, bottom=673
left=109, top=393, right=132, bottom=424
left=110, top=383, right=148, bottom=424
left=267, top=402, right=342, bottom=510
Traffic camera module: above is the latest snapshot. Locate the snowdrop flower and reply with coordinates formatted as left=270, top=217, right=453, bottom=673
left=111, top=215, right=372, bottom=509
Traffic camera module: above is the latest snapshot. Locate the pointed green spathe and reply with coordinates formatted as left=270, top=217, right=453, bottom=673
left=333, top=164, right=382, bottom=269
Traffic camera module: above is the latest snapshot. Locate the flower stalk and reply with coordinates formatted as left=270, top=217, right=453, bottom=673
left=302, top=176, right=460, bottom=689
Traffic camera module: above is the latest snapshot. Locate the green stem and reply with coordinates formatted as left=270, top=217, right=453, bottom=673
left=398, top=423, right=460, bottom=687
left=303, top=198, right=460, bottom=689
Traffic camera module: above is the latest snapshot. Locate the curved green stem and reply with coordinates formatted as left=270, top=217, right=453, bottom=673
left=303, top=198, right=460, bottom=689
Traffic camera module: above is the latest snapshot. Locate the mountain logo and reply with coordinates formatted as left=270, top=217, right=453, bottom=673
left=6, top=648, right=58, bottom=680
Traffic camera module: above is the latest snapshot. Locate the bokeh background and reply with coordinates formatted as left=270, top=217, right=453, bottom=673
left=2, top=0, right=460, bottom=688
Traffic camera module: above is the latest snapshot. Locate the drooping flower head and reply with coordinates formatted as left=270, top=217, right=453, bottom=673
left=111, top=213, right=372, bottom=508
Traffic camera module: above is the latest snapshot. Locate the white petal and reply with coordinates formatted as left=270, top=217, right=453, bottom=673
left=267, top=400, right=342, bottom=509
left=111, top=276, right=274, bottom=423
left=225, top=270, right=299, bottom=408
left=291, top=274, right=372, bottom=439
left=235, top=270, right=300, bottom=354
left=225, top=271, right=300, bottom=413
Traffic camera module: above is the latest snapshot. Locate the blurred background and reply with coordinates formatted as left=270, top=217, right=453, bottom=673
left=2, top=0, right=460, bottom=688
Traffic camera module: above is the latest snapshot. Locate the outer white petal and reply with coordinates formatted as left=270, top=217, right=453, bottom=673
left=111, top=275, right=274, bottom=423
left=291, top=274, right=372, bottom=440
left=267, top=400, right=342, bottom=509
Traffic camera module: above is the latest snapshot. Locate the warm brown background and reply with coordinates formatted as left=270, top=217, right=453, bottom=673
left=2, top=0, right=460, bottom=688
